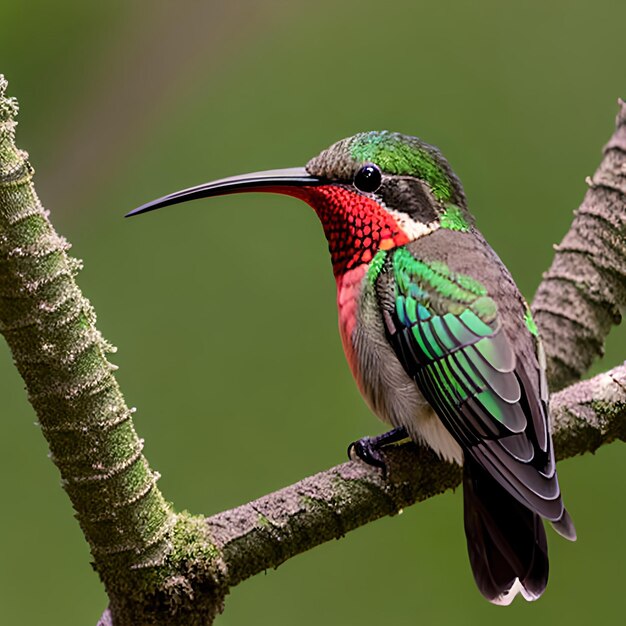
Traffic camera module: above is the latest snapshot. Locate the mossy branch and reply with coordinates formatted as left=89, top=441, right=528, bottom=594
left=0, top=75, right=223, bottom=625
left=0, top=75, right=624, bottom=625
left=533, top=98, right=626, bottom=390
left=206, top=363, right=626, bottom=589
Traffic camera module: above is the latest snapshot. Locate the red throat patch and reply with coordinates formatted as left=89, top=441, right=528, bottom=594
left=290, top=185, right=409, bottom=275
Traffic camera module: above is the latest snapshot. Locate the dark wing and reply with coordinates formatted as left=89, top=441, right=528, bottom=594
left=381, top=246, right=564, bottom=522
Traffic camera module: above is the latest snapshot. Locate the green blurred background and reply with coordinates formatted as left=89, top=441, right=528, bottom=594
left=1, top=1, right=625, bottom=624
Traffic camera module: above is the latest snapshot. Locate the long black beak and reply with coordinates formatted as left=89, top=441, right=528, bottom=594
left=126, top=167, right=323, bottom=217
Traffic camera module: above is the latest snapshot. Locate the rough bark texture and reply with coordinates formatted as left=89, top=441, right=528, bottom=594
left=0, top=79, right=173, bottom=562
left=533, top=99, right=626, bottom=390
left=208, top=364, right=626, bottom=588
left=0, top=75, right=624, bottom=625
left=0, top=76, right=224, bottom=626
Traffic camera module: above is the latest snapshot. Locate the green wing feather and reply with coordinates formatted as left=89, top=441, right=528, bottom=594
left=384, top=246, right=562, bottom=520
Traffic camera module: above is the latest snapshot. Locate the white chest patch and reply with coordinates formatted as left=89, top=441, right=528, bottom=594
left=374, top=195, right=441, bottom=241
left=390, top=210, right=440, bottom=241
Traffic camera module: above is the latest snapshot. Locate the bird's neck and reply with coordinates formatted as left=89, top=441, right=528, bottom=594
left=335, top=264, right=368, bottom=382
left=291, top=185, right=410, bottom=276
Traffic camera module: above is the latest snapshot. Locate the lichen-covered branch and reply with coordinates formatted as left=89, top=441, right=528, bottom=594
left=0, top=72, right=624, bottom=626
left=533, top=99, right=626, bottom=391
left=206, top=362, right=626, bottom=588
left=0, top=77, right=173, bottom=562
left=0, top=76, right=222, bottom=625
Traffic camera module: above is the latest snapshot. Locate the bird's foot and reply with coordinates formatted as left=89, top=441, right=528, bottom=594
left=347, top=427, right=409, bottom=477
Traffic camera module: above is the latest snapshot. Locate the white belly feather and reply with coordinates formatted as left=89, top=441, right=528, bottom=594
left=407, top=406, right=464, bottom=465
left=350, top=280, right=463, bottom=466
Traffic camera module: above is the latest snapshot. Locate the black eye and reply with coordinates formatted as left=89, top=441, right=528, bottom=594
left=353, top=163, right=382, bottom=193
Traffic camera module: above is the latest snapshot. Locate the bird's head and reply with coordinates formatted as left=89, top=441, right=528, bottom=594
left=128, top=131, right=472, bottom=275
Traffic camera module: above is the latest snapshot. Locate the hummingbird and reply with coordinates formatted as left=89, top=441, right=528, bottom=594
left=128, top=131, right=576, bottom=605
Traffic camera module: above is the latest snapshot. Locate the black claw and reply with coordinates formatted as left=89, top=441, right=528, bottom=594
left=347, top=427, right=409, bottom=478
left=349, top=436, right=387, bottom=468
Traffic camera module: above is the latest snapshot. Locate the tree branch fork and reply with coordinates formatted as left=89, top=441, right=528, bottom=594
left=0, top=75, right=624, bottom=625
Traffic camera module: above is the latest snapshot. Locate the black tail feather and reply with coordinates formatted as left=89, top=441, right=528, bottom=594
left=463, top=456, right=549, bottom=604
left=551, top=508, right=577, bottom=541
